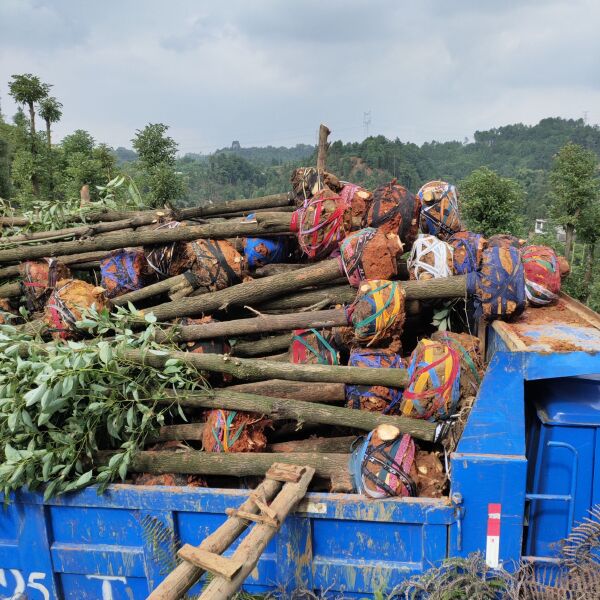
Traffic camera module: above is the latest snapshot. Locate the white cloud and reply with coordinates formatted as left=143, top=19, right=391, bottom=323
left=1, top=0, right=598, bottom=153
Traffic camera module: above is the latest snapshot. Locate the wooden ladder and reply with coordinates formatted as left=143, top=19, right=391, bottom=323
left=147, top=463, right=315, bottom=600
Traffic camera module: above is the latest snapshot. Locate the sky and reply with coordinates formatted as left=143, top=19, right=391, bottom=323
left=1, top=0, right=599, bottom=155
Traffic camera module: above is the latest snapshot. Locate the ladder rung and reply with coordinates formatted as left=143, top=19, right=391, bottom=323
left=226, top=508, right=280, bottom=528
left=249, top=492, right=278, bottom=520
left=177, top=545, right=244, bottom=580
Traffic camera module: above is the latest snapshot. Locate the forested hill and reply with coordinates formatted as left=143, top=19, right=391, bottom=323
left=177, top=117, right=600, bottom=224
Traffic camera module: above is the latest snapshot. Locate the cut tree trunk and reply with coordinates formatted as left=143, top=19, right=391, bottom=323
left=148, top=423, right=205, bottom=443
left=269, top=436, right=356, bottom=453
left=0, top=212, right=293, bottom=264
left=78, top=193, right=291, bottom=223
left=565, top=224, right=575, bottom=264
left=0, top=281, right=21, bottom=298
left=231, top=334, right=291, bottom=357
left=224, top=379, right=345, bottom=403
left=0, top=216, right=29, bottom=228
left=110, top=273, right=194, bottom=307
left=253, top=263, right=307, bottom=278
left=257, top=285, right=357, bottom=311
left=145, top=258, right=342, bottom=321
left=155, top=308, right=348, bottom=342
left=122, top=348, right=410, bottom=388
left=146, top=478, right=282, bottom=600
left=317, top=124, right=331, bottom=175
left=0, top=250, right=111, bottom=280
left=163, top=388, right=437, bottom=441
left=119, top=450, right=346, bottom=479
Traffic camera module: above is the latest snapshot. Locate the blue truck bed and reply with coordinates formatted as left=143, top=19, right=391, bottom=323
left=1, top=294, right=599, bottom=599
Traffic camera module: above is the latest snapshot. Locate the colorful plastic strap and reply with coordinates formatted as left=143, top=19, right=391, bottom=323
left=346, top=349, right=404, bottom=412
left=401, top=340, right=460, bottom=420
left=190, top=240, right=241, bottom=288
left=449, top=231, right=485, bottom=274
left=434, top=332, right=482, bottom=388
left=209, top=410, right=245, bottom=452
left=350, top=431, right=417, bottom=498
left=522, top=245, right=560, bottom=306
left=100, top=250, right=145, bottom=296
left=46, top=281, right=79, bottom=340
left=145, top=221, right=181, bottom=278
left=408, top=234, right=453, bottom=280
left=352, top=280, right=403, bottom=344
left=291, top=328, right=339, bottom=365
left=418, top=181, right=461, bottom=238
left=467, top=246, right=526, bottom=320
left=243, top=213, right=286, bottom=268
left=294, top=193, right=347, bottom=259
left=339, top=227, right=378, bottom=287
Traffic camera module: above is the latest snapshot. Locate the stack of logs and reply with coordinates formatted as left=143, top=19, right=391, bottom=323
left=0, top=125, right=496, bottom=498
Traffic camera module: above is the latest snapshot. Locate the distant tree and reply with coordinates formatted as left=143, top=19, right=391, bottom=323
left=132, top=123, right=183, bottom=207
left=38, top=97, right=63, bottom=147
left=132, top=123, right=177, bottom=168
left=459, top=167, right=524, bottom=237
left=8, top=74, right=50, bottom=136
left=550, top=142, right=599, bottom=260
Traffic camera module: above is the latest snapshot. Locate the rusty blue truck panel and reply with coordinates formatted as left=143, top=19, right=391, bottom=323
left=0, top=294, right=599, bottom=598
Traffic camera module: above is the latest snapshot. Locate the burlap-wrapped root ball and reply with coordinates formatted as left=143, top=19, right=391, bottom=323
left=20, top=258, right=71, bottom=311
left=290, top=328, right=339, bottom=365
left=521, top=245, right=561, bottom=306
left=400, top=339, right=461, bottom=421
left=407, top=234, right=454, bottom=280
left=292, top=190, right=351, bottom=260
left=339, top=227, right=403, bottom=287
left=467, top=246, right=526, bottom=321
left=171, top=239, right=243, bottom=292
left=242, top=213, right=287, bottom=269
left=202, top=409, right=270, bottom=453
left=339, top=183, right=373, bottom=230
left=350, top=280, right=406, bottom=349
left=144, top=220, right=183, bottom=279
left=431, top=331, right=483, bottom=398
left=100, top=249, right=151, bottom=298
left=345, top=349, right=405, bottom=413
left=417, top=180, right=462, bottom=240
left=487, top=234, right=525, bottom=250
left=350, top=424, right=446, bottom=498
left=45, top=279, right=107, bottom=340
left=448, top=231, right=487, bottom=274
left=290, top=167, right=341, bottom=206
left=364, top=180, right=420, bottom=248
left=350, top=426, right=417, bottom=498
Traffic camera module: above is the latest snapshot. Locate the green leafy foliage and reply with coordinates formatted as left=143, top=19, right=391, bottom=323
left=459, top=167, right=525, bottom=237
left=0, top=305, right=206, bottom=499
left=131, top=123, right=184, bottom=206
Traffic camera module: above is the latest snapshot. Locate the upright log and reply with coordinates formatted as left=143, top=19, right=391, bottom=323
left=317, top=124, right=331, bottom=175
left=165, top=388, right=437, bottom=442
left=122, top=348, right=410, bottom=388
left=147, top=478, right=282, bottom=600
left=0, top=212, right=293, bottom=264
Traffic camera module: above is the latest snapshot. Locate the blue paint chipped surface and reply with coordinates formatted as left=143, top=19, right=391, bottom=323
left=0, top=295, right=599, bottom=598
